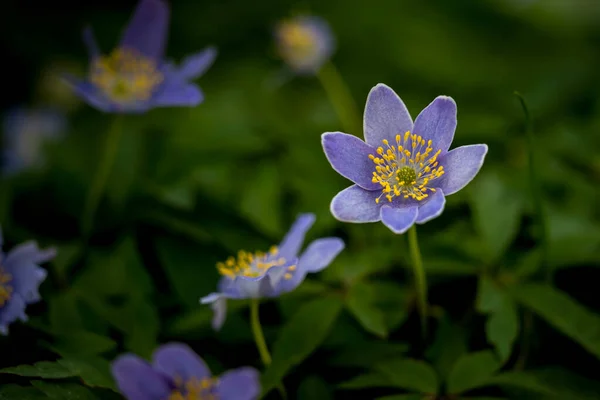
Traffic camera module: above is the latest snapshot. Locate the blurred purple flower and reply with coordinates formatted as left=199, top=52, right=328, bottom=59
left=322, top=83, right=488, bottom=234
left=65, top=0, right=217, bottom=113
left=2, top=107, right=66, bottom=175
left=112, top=342, right=260, bottom=400
left=275, top=16, right=335, bottom=74
left=0, top=227, right=56, bottom=335
left=201, top=213, right=344, bottom=330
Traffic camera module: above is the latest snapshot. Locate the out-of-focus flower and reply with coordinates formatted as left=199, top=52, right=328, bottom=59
left=65, top=0, right=217, bottom=113
left=201, top=213, right=344, bottom=330
left=322, top=83, right=488, bottom=234
left=1, top=107, right=66, bottom=175
left=0, top=227, right=56, bottom=335
left=111, top=342, right=260, bottom=400
left=274, top=16, right=335, bottom=74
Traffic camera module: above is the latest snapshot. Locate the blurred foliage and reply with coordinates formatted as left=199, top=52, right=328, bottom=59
left=1, top=0, right=600, bottom=399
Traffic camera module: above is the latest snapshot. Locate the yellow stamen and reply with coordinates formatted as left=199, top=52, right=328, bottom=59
left=216, top=246, right=294, bottom=279
left=0, top=267, right=13, bottom=308
left=168, top=377, right=218, bottom=400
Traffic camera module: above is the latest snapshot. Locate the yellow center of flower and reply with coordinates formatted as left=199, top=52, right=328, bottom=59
left=0, top=266, right=13, bottom=308
left=90, top=48, right=163, bottom=104
left=277, top=22, right=317, bottom=61
left=168, top=377, right=218, bottom=400
left=369, top=131, right=445, bottom=203
left=217, top=246, right=296, bottom=280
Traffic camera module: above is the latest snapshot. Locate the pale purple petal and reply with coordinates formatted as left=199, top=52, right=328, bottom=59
left=217, top=367, right=261, bottom=400
left=298, top=238, right=344, bottom=273
left=277, top=213, right=315, bottom=260
left=363, top=84, right=413, bottom=147
left=4, top=241, right=56, bottom=266
left=330, top=185, right=382, bottom=222
left=321, top=132, right=379, bottom=190
left=62, top=75, right=113, bottom=112
left=413, top=96, right=457, bottom=154
left=111, top=354, right=172, bottom=400
left=415, top=189, right=446, bottom=224
left=152, top=80, right=203, bottom=107
left=177, top=47, right=217, bottom=80
left=2, top=262, right=47, bottom=304
left=83, top=26, right=100, bottom=60
left=118, top=0, right=169, bottom=62
left=152, top=343, right=211, bottom=382
left=0, top=295, right=27, bottom=335
left=437, top=144, right=488, bottom=195
left=199, top=292, right=228, bottom=331
left=380, top=205, right=418, bottom=234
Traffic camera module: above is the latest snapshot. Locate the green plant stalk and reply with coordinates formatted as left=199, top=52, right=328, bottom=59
left=408, top=225, right=428, bottom=339
left=81, top=116, right=124, bottom=238
left=250, top=298, right=287, bottom=399
left=316, top=61, right=362, bottom=135
left=514, top=92, right=549, bottom=280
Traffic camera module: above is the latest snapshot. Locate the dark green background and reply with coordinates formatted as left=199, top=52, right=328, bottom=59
left=1, top=0, right=600, bottom=399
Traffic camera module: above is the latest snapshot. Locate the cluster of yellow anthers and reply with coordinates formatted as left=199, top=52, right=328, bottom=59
left=0, top=267, right=13, bottom=307
left=369, top=131, right=445, bottom=203
left=168, top=377, right=218, bottom=400
left=217, top=246, right=296, bottom=280
left=278, top=22, right=317, bottom=59
left=90, top=47, right=163, bottom=103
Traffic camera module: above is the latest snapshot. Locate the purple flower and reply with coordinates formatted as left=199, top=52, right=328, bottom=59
left=274, top=16, right=335, bottom=74
left=201, top=213, right=344, bottom=330
left=322, top=84, right=488, bottom=234
left=0, top=227, right=56, bottom=335
left=65, top=0, right=217, bottom=113
left=2, top=107, right=66, bottom=175
left=111, top=342, right=260, bottom=400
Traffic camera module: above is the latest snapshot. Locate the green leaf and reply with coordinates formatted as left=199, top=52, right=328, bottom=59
left=376, top=359, right=439, bottom=394
left=447, top=350, right=501, bottom=394
left=486, top=299, right=519, bottom=362
left=509, top=283, right=600, bottom=360
left=51, top=331, right=117, bottom=357
left=345, top=281, right=388, bottom=338
left=297, top=376, right=332, bottom=400
left=49, top=292, right=84, bottom=335
left=239, top=163, right=282, bottom=236
left=476, top=276, right=505, bottom=314
left=329, top=342, right=409, bottom=368
left=0, top=361, right=74, bottom=378
left=0, top=385, right=46, bottom=399
left=469, top=172, right=523, bottom=262
left=30, top=381, right=97, bottom=400
left=338, top=373, right=394, bottom=390
left=262, top=296, right=343, bottom=395
left=425, top=317, right=468, bottom=381
left=487, top=368, right=600, bottom=400
left=57, top=357, right=116, bottom=390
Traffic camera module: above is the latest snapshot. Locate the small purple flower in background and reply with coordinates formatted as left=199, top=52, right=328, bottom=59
left=201, top=213, right=344, bottom=330
left=0, top=227, right=56, bottom=334
left=112, top=342, right=260, bottom=400
left=65, top=0, right=217, bottom=113
left=322, top=84, right=488, bottom=234
left=2, top=107, right=66, bottom=175
left=274, top=16, right=335, bottom=74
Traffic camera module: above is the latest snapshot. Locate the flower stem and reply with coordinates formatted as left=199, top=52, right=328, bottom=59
left=250, top=298, right=287, bottom=399
left=407, top=225, right=428, bottom=339
left=316, top=61, right=362, bottom=135
left=514, top=92, right=550, bottom=281
left=81, top=116, right=123, bottom=239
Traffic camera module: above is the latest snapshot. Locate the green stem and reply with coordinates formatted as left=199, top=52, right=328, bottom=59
left=250, top=299, right=287, bottom=399
left=514, top=92, right=550, bottom=281
left=81, top=116, right=124, bottom=238
left=408, top=225, right=428, bottom=339
left=250, top=298, right=272, bottom=365
left=316, top=61, right=362, bottom=135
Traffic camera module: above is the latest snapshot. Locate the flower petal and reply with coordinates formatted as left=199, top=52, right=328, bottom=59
left=3, top=262, right=47, bottom=304
left=217, top=367, right=261, bottom=400
left=61, top=75, right=113, bottom=112
left=111, top=354, right=171, bottom=400
left=177, top=47, right=218, bottom=80
left=330, top=185, right=381, bottom=223
left=277, top=213, right=315, bottom=260
left=0, top=294, right=27, bottom=335
left=4, top=241, right=56, bottom=266
left=363, top=84, right=413, bottom=146
left=199, top=293, right=228, bottom=331
left=321, top=132, right=379, bottom=190
left=152, top=343, right=211, bottom=382
left=152, top=80, right=203, bottom=107
left=380, top=205, right=418, bottom=234
left=416, top=189, right=446, bottom=224
left=83, top=26, right=100, bottom=60
left=413, top=96, right=457, bottom=154
left=118, top=0, right=169, bottom=62
left=298, top=238, right=344, bottom=273
left=437, top=144, right=488, bottom=195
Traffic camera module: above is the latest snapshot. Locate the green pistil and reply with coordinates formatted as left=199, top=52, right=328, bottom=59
left=397, top=166, right=417, bottom=185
